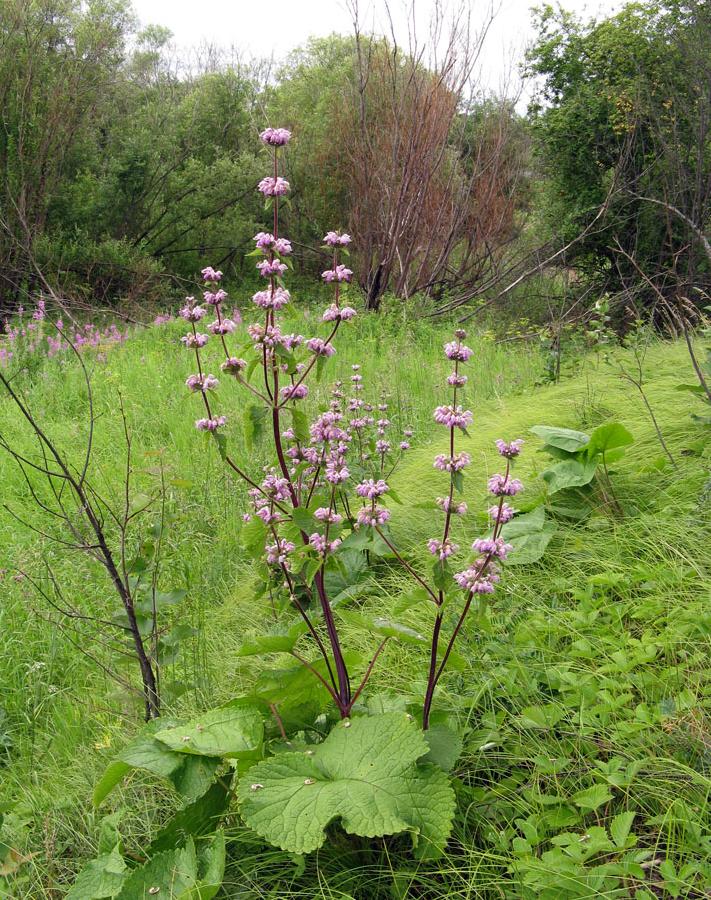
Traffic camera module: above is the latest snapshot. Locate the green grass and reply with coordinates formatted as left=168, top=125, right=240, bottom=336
left=0, top=313, right=709, bottom=898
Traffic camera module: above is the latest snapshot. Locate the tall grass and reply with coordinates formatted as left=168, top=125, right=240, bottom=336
left=1, top=314, right=709, bottom=898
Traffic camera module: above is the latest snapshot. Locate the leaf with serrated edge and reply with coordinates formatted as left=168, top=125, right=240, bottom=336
left=115, top=842, right=197, bottom=899
left=155, top=702, right=263, bottom=758
left=237, top=713, right=455, bottom=857
left=65, top=848, right=126, bottom=899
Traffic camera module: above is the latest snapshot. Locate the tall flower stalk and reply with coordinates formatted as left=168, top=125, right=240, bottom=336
left=179, top=128, right=408, bottom=719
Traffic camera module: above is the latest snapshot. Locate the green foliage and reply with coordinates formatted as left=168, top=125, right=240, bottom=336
left=500, top=506, right=557, bottom=564
left=237, top=713, right=455, bottom=857
left=531, top=421, right=634, bottom=515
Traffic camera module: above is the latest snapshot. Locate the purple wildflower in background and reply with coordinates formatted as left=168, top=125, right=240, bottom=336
left=314, top=508, right=343, bottom=525
left=201, top=266, right=223, bottom=282
left=453, top=564, right=500, bottom=594
left=279, top=384, right=309, bottom=402
left=265, top=539, right=295, bottom=565
left=208, top=319, right=237, bottom=335
left=437, top=497, right=467, bottom=515
left=309, top=533, right=342, bottom=555
left=433, top=451, right=471, bottom=472
left=179, top=302, right=206, bottom=322
left=322, top=303, right=356, bottom=322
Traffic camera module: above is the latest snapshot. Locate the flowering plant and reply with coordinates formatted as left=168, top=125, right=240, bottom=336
left=180, top=127, right=525, bottom=730
left=76, top=128, right=528, bottom=883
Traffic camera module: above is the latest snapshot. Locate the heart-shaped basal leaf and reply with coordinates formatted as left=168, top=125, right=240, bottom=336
left=542, top=458, right=598, bottom=494
left=154, top=700, right=264, bottom=759
left=237, top=713, right=455, bottom=858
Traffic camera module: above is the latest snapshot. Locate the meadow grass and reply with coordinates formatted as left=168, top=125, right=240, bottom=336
left=0, top=314, right=709, bottom=898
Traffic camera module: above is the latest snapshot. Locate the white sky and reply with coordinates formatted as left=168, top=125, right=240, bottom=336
left=131, top=0, right=623, bottom=100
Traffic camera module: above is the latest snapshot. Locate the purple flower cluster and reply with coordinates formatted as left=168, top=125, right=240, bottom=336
left=258, top=176, right=290, bottom=197
left=322, top=264, right=353, bottom=284
left=260, top=127, right=292, bottom=146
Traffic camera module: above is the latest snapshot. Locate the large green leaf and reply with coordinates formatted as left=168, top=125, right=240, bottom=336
left=530, top=425, right=590, bottom=452
left=154, top=701, right=263, bottom=759
left=115, top=842, right=197, bottom=899
left=148, top=775, right=233, bottom=855
left=541, top=458, right=598, bottom=494
left=237, top=713, right=455, bottom=858
left=586, top=422, right=634, bottom=458
left=500, top=506, right=557, bottom=564
left=93, top=724, right=220, bottom=807
left=65, top=848, right=127, bottom=899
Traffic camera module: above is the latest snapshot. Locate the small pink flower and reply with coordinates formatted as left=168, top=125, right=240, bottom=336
left=495, top=439, right=524, bottom=459
left=221, top=357, right=247, bottom=376
left=433, top=405, right=473, bottom=430
left=260, top=127, right=292, bottom=146
left=433, top=452, right=471, bottom=472
left=322, top=303, right=357, bottom=322
left=181, top=333, right=208, bottom=348
left=427, top=538, right=459, bottom=560
left=489, top=503, right=515, bottom=523
left=356, top=506, right=391, bottom=527
left=306, top=337, right=335, bottom=357
left=265, top=539, right=296, bottom=565
left=195, top=416, right=227, bottom=431
left=257, top=259, right=288, bottom=278
left=186, top=373, right=218, bottom=392
left=179, top=302, right=206, bottom=322
left=280, top=383, right=309, bottom=401
left=472, top=537, right=513, bottom=560
left=314, top=508, right=343, bottom=524
left=321, top=264, right=353, bottom=283
left=208, top=319, right=236, bottom=335
left=447, top=373, right=468, bottom=387
left=309, top=532, right=342, bottom=555
left=356, top=479, right=389, bottom=499
left=258, top=176, right=290, bottom=196
left=488, top=474, right=523, bottom=496
left=323, top=231, right=352, bottom=247
left=201, top=266, right=223, bottom=282
left=437, top=497, right=468, bottom=515
left=444, top=341, right=473, bottom=361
